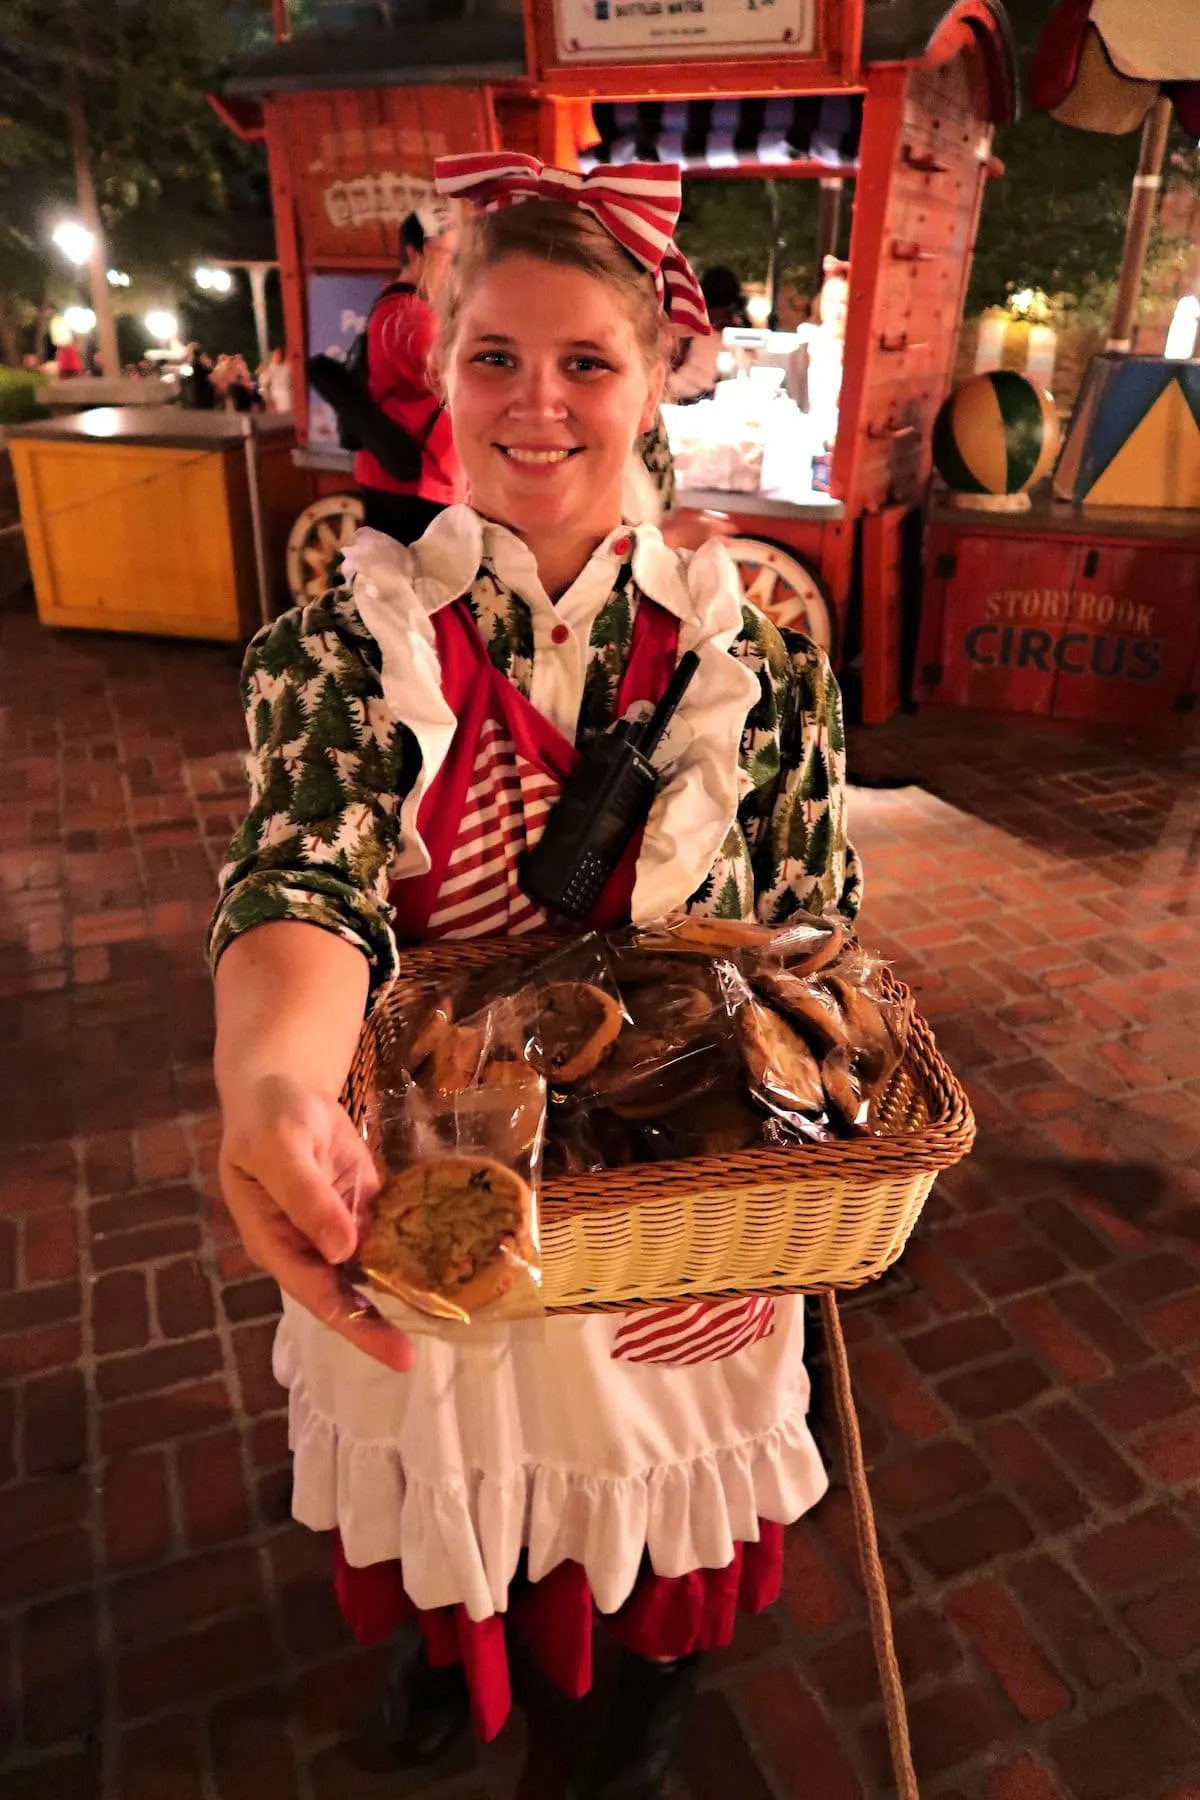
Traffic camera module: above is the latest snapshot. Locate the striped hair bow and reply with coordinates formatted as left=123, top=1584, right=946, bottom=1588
left=434, top=151, right=712, bottom=336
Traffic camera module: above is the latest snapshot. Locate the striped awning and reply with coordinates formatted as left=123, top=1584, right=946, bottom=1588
left=584, top=97, right=863, bottom=173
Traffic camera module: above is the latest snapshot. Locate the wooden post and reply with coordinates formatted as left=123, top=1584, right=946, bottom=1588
left=1106, top=97, right=1173, bottom=353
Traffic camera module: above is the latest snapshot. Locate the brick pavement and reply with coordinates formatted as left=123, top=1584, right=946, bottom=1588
left=3, top=586, right=1200, bottom=1800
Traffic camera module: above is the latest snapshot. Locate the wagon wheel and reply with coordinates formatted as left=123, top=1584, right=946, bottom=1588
left=286, top=493, right=365, bottom=605
left=725, top=537, right=834, bottom=653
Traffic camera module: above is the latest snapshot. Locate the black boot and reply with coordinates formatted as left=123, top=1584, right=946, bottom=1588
left=567, top=1648, right=704, bottom=1800
left=346, top=1633, right=473, bottom=1773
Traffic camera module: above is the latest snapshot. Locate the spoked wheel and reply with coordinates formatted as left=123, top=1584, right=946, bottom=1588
left=286, top=493, right=365, bottom=605
left=725, top=536, right=834, bottom=652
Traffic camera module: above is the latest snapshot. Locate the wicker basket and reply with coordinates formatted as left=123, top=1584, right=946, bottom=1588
left=343, top=938, right=975, bottom=1311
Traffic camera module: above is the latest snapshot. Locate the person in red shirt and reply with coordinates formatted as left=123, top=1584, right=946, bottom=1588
left=355, top=208, right=466, bottom=540
left=55, top=339, right=85, bottom=379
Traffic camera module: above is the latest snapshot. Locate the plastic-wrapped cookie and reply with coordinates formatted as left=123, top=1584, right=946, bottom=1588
left=529, top=982, right=624, bottom=1084
left=656, top=1084, right=764, bottom=1155
left=606, top=1052, right=721, bottom=1119
left=601, top=980, right=718, bottom=1071
left=825, top=974, right=895, bottom=1074
left=736, top=999, right=826, bottom=1114
left=407, top=989, right=457, bottom=1069
left=420, top=1023, right=487, bottom=1096
left=361, top=1155, right=535, bottom=1315
left=751, top=969, right=850, bottom=1057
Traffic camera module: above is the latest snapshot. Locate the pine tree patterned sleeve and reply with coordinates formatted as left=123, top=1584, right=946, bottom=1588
left=756, top=635, right=863, bottom=925
left=206, top=593, right=420, bottom=995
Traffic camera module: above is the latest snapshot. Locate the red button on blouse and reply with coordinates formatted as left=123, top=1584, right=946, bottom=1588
left=551, top=623, right=570, bottom=646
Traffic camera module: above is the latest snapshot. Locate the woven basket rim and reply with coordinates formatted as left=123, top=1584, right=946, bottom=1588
left=344, top=936, right=977, bottom=1216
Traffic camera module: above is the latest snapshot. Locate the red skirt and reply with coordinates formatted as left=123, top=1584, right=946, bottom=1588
left=333, top=1524, right=785, bottom=1742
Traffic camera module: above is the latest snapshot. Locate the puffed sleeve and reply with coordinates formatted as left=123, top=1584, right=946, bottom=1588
left=751, top=626, right=862, bottom=925
left=206, top=587, right=420, bottom=994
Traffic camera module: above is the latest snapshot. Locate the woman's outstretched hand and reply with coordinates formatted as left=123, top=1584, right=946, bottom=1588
left=219, top=1074, right=417, bottom=1373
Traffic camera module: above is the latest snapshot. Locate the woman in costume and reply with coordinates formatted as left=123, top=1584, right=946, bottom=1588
left=211, top=151, right=860, bottom=1799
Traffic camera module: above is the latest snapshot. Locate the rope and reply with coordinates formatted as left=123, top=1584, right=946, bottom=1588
left=820, top=1290, right=919, bottom=1800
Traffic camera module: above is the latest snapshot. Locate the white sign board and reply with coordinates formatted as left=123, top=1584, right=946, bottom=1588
left=554, top=0, right=815, bottom=62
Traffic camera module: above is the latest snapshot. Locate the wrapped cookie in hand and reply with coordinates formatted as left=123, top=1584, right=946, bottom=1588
left=361, top=981, right=548, bottom=1326
left=360, top=1153, right=540, bottom=1324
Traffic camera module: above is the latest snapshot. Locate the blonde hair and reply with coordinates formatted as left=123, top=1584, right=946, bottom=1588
left=433, top=200, right=675, bottom=376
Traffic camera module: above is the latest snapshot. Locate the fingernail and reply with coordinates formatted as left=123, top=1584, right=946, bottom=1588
left=322, top=1227, right=351, bottom=1263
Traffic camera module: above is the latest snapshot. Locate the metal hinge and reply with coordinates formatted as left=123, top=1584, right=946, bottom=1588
left=921, top=663, right=944, bottom=687
left=1174, top=690, right=1197, bottom=714
left=1084, top=549, right=1100, bottom=578
left=935, top=553, right=957, bottom=578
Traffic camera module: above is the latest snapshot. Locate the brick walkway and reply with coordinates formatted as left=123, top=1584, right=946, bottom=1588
left=3, top=587, right=1200, bottom=1800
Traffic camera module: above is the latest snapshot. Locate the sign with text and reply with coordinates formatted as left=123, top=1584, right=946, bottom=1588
left=554, top=0, right=815, bottom=61
left=279, top=87, right=492, bottom=267
left=914, top=527, right=1200, bottom=733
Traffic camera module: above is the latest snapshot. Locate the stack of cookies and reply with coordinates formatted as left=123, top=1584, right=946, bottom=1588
left=358, top=919, right=909, bottom=1319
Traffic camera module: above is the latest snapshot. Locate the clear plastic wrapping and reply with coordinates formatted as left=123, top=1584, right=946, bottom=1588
left=357, top=981, right=548, bottom=1326
left=353, top=918, right=914, bottom=1304
left=737, top=942, right=912, bottom=1136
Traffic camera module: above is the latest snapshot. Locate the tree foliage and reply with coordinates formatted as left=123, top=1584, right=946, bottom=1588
left=0, top=0, right=273, bottom=358
left=961, top=0, right=1195, bottom=322
left=676, top=178, right=828, bottom=306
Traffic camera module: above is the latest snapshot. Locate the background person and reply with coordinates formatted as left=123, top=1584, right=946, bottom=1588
left=258, top=346, right=293, bottom=413
left=354, top=205, right=466, bottom=540
left=665, top=263, right=751, bottom=404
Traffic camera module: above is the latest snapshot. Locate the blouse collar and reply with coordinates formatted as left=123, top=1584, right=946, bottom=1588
left=342, top=503, right=695, bottom=626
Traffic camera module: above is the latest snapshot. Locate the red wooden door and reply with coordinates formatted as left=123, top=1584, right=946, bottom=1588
left=916, top=529, right=1081, bottom=717
left=1049, top=543, right=1200, bottom=731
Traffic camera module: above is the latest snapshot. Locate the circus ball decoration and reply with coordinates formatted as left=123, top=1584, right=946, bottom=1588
left=932, top=370, right=1060, bottom=512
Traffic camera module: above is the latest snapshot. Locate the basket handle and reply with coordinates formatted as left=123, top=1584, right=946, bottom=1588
left=820, top=1291, right=920, bottom=1800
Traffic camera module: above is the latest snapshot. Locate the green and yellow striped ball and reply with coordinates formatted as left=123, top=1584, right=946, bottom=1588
left=932, top=370, right=1060, bottom=497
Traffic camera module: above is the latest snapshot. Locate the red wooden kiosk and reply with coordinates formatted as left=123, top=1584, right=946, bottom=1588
left=221, top=0, right=1017, bottom=724
left=913, top=3, right=1200, bottom=740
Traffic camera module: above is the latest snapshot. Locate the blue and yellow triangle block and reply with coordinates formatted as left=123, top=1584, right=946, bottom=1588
left=1054, top=355, right=1200, bottom=510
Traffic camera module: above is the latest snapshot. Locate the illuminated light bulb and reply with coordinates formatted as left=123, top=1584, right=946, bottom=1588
left=1165, top=296, right=1199, bottom=361
left=52, top=221, right=94, bottom=266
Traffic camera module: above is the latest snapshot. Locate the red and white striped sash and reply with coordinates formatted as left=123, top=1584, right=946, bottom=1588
left=612, top=1295, right=776, bottom=1366
left=425, top=716, right=555, bottom=940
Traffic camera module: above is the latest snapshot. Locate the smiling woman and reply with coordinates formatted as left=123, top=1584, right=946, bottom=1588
left=432, top=199, right=674, bottom=598
left=442, top=258, right=663, bottom=596
left=210, top=151, right=861, bottom=1800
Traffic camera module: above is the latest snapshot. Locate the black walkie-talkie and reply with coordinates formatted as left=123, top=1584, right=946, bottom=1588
left=519, top=650, right=701, bottom=920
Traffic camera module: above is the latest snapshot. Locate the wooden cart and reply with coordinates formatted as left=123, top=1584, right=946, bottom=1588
left=6, top=407, right=307, bottom=641
left=222, top=0, right=1017, bottom=722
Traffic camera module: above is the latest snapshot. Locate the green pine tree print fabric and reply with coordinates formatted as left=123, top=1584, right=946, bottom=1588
left=209, top=561, right=861, bottom=995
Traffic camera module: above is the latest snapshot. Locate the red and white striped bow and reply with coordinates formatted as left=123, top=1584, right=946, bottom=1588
left=434, top=151, right=712, bottom=337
